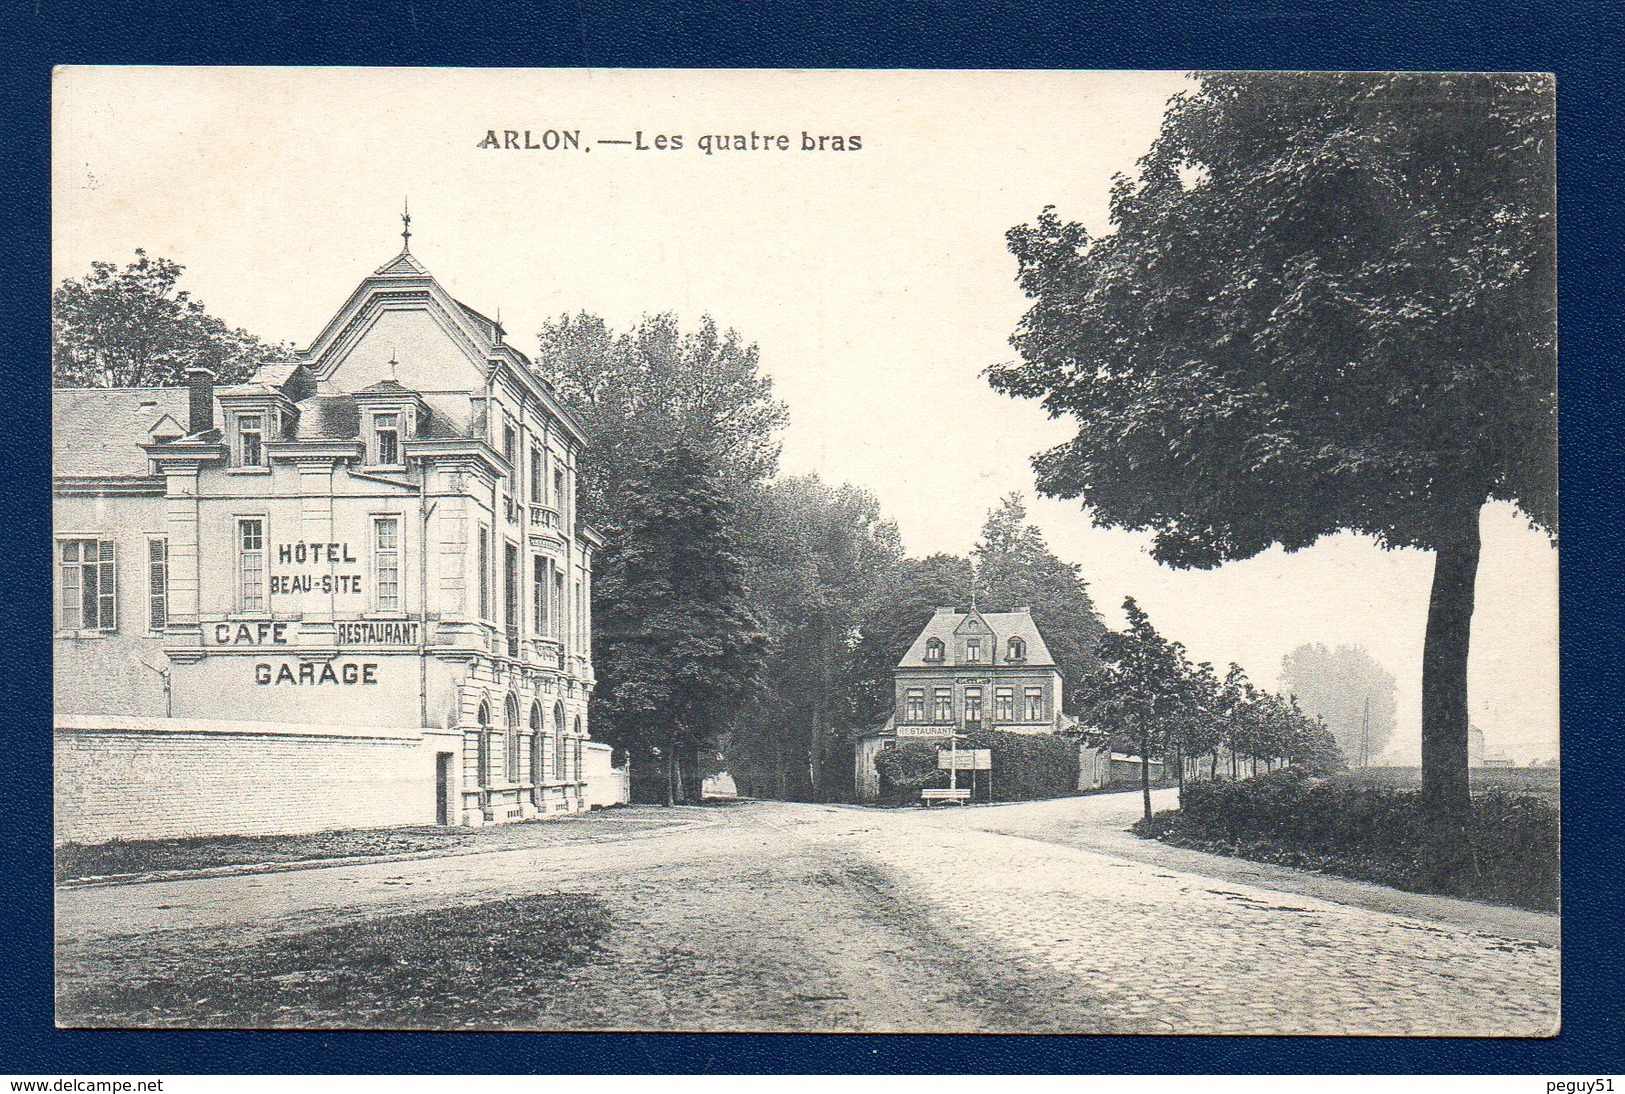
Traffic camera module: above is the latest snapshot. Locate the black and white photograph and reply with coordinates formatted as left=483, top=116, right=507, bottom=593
left=51, top=67, right=1558, bottom=1036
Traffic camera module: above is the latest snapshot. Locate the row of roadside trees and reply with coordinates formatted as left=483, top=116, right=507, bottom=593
left=1090, top=597, right=1343, bottom=821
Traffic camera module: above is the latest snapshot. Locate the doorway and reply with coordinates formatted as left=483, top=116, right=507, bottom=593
left=435, top=752, right=455, bottom=825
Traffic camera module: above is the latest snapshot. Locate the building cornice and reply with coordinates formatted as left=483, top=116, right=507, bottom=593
left=53, top=475, right=167, bottom=497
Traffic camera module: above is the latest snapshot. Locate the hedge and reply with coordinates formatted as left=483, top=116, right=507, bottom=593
left=1137, top=767, right=1558, bottom=911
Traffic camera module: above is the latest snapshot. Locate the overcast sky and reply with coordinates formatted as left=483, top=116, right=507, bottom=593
left=53, top=67, right=1559, bottom=763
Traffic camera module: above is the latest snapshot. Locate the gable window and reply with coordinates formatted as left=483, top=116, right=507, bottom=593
left=236, top=413, right=266, bottom=468
left=964, top=686, right=983, bottom=723
left=965, top=639, right=982, bottom=663
left=933, top=688, right=953, bottom=722
left=1025, top=686, right=1045, bottom=722
left=1007, top=636, right=1026, bottom=661
left=994, top=687, right=1014, bottom=722
left=904, top=688, right=926, bottom=723
left=58, top=538, right=116, bottom=632
left=147, top=537, right=168, bottom=633
left=924, top=638, right=945, bottom=663
left=372, top=412, right=401, bottom=466
left=238, top=518, right=266, bottom=612
left=373, top=516, right=401, bottom=613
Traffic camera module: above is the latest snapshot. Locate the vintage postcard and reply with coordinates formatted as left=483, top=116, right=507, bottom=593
left=52, top=67, right=1557, bottom=1034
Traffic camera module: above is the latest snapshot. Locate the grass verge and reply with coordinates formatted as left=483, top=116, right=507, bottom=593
left=57, top=891, right=612, bottom=1029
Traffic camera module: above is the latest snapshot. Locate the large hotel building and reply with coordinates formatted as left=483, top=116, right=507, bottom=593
left=53, top=230, right=620, bottom=843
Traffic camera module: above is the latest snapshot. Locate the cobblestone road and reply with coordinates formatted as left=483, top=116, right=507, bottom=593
left=57, top=795, right=1558, bottom=1034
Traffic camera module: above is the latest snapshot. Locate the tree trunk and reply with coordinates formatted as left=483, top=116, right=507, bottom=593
left=1210, top=751, right=1218, bottom=781
left=664, top=742, right=677, bottom=807
left=1421, top=502, right=1482, bottom=817
left=1140, top=728, right=1152, bottom=822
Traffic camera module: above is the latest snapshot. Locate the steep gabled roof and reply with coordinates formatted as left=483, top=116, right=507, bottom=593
left=897, top=608, right=1058, bottom=669
left=53, top=387, right=189, bottom=477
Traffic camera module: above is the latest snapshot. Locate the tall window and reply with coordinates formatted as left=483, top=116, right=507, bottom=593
left=58, top=538, right=116, bottom=632
left=476, top=525, right=490, bottom=620
left=924, top=638, right=944, bottom=662
left=552, top=571, right=565, bottom=639
left=147, top=537, right=168, bottom=633
left=554, top=468, right=566, bottom=516
left=573, top=717, right=584, bottom=783
left=373, top=516, right=401, bottom=612
left=1024, top=686, right=1045, bottom=722
left=529, top=703, right=544, bottom=789
left=964, top=686, right=983, bottom=723
left=994, top=687, right=1014, bottom=722
left=530, top=447, right=544, bottom=504
left=237, top=413, right=265, bottom=467
left=554, top=702, right=566, bottom=783
left=238, top=518, right=266, bottom=611
left=933, top=687, right=953, bottom=722
left=905, top=688, right=925, bottom=723
left=532, top=556, right=549, bottom=634
left=372, top=413, right=400, bottom=466
left=502, top=421, right=518, bottom=469
left=505, top=695, right=521, bottom=784
left=965, top=639, right=982, bottom=663
left=477, top=701, right=494, bottom=786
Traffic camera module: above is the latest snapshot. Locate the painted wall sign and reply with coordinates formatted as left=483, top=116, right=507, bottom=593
left=335, top=620, right=420, bottom=645
left=210, top=620, right=296, bottom=645
left=255, top=661, right=380, bottom=686
left=272, top=541, right=363, bottom=598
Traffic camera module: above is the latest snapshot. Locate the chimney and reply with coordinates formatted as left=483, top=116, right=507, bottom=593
left=185, top=367, right=215, bottom=435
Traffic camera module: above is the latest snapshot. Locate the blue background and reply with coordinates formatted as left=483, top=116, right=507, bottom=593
left=2, top=0, right=1620, bottom=1075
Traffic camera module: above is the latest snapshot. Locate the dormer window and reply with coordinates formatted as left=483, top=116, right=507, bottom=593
left=1007, top=637, right=1026, bottom=661
left=966, top=639, right=982, bottom=663
left=236, top=413, right=266, bottom=467
left=924, top=638, right=945, bottom=663
left=372, top=412, right=401, bottom=466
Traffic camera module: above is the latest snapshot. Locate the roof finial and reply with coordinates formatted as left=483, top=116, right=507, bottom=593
left=400, top=197, right=412, bottom=252
left=495, top=306, right=504, bottom=345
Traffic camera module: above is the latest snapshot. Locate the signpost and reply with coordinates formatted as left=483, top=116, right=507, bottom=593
left=922, top=733, right=993, bottom=805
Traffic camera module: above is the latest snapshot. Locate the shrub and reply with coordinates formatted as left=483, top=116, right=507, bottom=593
left=1149, top=767, right=1558, bottom=911
left=966, top=729, right=1080, bottom=802
left=873, top=741, right=942, bottom=804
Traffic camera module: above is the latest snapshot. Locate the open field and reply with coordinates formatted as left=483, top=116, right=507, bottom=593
left=1332, top=766, right=1560, bottom=803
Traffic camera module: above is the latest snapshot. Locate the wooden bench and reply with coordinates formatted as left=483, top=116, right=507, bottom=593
left=920, top=788, right=972, bottom=805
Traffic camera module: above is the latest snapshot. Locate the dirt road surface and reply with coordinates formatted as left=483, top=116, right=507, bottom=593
left=56, top=792, right=1559, bottom=1034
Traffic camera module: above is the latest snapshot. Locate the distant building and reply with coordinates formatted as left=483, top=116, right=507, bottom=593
left=1469, top=725, right=1486, bottom=767
left=854, top=606, right=1065, bottom=801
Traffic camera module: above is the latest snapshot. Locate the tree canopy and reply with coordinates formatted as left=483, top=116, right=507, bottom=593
left=1280, top=643, right=1399, bottom=766
left=53, top=250, right=288, bottom=388
left=990, top=73, right=1554, bottom=812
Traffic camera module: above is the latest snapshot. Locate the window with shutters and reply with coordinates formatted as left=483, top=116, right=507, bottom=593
left=373, top=516, right=401, bottom=612
left=147, top=537, right=168, bottom=633
left=58, top=538, right=117, bottom=632
left=238, top=518, right=266, bottom=612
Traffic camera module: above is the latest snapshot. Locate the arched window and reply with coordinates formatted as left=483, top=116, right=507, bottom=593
left=924, top=638, right=945, bottom=663
left=504, top=694, right=521, bottom=784
left=476, top=701, right=493, bottom=787
left=1007, top=637, right=1026, bottom=661
left=529, top=702, right=544, bottom=795
left=554, top=701, right=566, bottom=784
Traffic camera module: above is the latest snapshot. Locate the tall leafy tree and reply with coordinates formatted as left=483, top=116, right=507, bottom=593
left=536, top=311, right=788, bottom=524
left=727, top=475, right=903, bottom=799
left=990, top=73, right=1555, bottom=814
left=589, top=442, right=768, bottom=803
left=1088, top=596, right=1191, bottom=820
left=53, top=250, right=288, bottom=387
left=972, top=494, right=1106, bottom=710
left=1280, top=643, right=1398, bottom=767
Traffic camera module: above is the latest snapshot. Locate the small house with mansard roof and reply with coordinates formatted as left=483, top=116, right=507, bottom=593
left=53, top=217, right=624, bottom=842
left=853, top=606, right=1068, bottom=801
